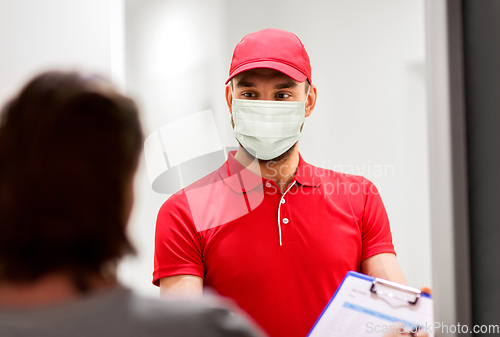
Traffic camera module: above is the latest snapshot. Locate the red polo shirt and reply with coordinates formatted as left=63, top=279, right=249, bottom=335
left=153, top=151, right=395, bottom=337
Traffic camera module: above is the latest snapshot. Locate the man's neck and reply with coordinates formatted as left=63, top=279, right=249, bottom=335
left=0, top=272, right=117, bottom=308
left=234, top=146, right=299, bottom=193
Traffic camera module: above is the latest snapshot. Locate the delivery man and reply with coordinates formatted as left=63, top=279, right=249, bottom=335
left=153, top=28, right=407, bottom=337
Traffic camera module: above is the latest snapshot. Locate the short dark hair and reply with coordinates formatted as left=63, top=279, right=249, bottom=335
left=0, top=71, right=143, bottom=287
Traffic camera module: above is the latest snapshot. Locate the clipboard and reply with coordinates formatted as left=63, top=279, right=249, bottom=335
left=307, top=271, right=434, bottom=337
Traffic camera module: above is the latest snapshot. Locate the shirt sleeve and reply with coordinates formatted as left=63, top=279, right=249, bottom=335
left=359, top=177, right=396, bottom=261
left=153, top=191, right=205, bottom=287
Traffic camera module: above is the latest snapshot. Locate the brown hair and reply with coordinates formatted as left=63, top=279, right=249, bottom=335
left=0, top=71, right=143, bottom=288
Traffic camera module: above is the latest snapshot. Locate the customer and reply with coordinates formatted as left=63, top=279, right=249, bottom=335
left=0, top=71, right=265, bottom=337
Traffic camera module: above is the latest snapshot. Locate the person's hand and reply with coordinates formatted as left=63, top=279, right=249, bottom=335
left=382, top=287, right=432, bottom=337
left=420, top=286, right=431, bottom=296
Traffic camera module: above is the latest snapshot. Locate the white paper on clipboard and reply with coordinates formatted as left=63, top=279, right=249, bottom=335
left=307, top=271, right=434, bottom=337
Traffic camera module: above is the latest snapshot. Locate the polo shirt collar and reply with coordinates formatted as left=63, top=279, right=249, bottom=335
left=218, top=151, right=263, bottom=194
left=294, top=152, right=322, bottom=188
left=218, top=150, right=321, bottom=194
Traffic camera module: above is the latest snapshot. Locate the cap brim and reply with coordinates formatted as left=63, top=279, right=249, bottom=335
left=225, top=60, right=308, bottom=84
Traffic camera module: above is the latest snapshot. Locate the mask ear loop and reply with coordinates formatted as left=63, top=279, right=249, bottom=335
left=305, top=84, right=311, bottom=100
left=299, top=85, right=311, bottom=132
left=229, top=83, right=235, bottom=127
left=304, top=84, right=311, bottom=119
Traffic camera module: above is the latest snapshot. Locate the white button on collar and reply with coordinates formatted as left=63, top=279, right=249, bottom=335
left=280, top=199, right=285, bottom=204
left=265, top=181, right=272, bottom=188
left=282, top=218, right=289, bottom=224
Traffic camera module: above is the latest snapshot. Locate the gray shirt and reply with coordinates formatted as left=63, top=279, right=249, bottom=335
left=0, top=285, right=266, bottom=337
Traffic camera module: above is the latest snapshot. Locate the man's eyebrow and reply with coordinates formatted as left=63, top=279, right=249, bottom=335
left=235, top=80, right=256, bottom=88
left=274, top=81, right=298, bottom=89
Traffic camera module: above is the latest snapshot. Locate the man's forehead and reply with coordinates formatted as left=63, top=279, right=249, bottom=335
left=233, top=68, right=299, bottom=85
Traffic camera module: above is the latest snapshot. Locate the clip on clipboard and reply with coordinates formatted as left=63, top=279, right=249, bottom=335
left=370, top=277, right=421, bottom=305
left=307, top=271, right=434, bottom=337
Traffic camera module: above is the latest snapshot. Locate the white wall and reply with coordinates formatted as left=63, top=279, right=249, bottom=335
left=0, top=0, right=114, bottom=103
left=123, top=0, right=432, bottom=297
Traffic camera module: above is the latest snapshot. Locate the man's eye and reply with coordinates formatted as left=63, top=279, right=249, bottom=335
left=277, top=93, right=291, bottom=99
left=241, top=92, right=256, bottom=98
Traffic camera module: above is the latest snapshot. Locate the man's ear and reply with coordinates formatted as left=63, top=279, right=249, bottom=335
left=225, top=84, right=233, bottom=114
left=305, top=84, right=317, bottom=118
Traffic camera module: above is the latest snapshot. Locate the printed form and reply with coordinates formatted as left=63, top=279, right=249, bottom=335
left=308, top=273, right=434, bottom=337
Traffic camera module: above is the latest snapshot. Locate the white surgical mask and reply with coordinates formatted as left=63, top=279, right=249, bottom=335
left=231, top=92, right=309, bottom=160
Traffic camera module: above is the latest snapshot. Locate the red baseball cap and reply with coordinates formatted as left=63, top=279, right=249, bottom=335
left=225, top=28, right=312, bottom=85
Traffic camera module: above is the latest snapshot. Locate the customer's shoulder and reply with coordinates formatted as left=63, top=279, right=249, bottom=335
left=125, top=290, right=264, bottom=337
left=128, top=289, right=227, bottom=317
left=0, top=286, right=250, bottom=337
